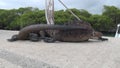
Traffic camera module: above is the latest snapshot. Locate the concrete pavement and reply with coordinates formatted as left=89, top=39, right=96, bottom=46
left=0, top=30, right=120, bottom=68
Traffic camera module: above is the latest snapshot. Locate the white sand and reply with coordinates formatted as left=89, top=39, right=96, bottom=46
left=0, top=30, right=120, bottom=68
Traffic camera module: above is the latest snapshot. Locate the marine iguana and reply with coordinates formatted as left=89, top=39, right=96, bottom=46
left=8, top=21, right=108, bottom=42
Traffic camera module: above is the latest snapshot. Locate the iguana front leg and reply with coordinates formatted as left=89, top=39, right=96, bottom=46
left=98, top=37, right=108, bottom=41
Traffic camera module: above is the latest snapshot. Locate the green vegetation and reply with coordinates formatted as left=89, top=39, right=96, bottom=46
left=0, top=6, right=120, bottom=33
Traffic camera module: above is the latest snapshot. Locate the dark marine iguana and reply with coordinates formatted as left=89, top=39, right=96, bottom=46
left=8, top=20, right=108, bottom=43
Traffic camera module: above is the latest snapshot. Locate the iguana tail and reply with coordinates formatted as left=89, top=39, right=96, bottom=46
left=7, top=34, right=18, bottom=42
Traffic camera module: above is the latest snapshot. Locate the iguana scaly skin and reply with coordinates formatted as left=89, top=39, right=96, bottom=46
left=8, top=21, right=108, bottom=42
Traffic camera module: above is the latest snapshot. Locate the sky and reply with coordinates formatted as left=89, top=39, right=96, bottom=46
left=0, top=0, right=120, bottom=14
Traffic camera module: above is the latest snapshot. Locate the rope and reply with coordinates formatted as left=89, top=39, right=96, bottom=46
left=58, top=0, right=82, bottom=22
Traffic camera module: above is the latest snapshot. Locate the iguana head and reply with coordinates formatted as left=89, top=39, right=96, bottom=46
left=92, top=31, right=103, bottom=38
